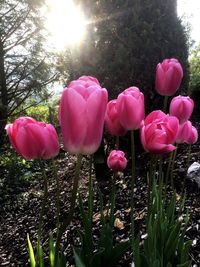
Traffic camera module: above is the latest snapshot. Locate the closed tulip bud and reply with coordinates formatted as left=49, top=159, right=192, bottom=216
left=107, top=150, right=127, bottom=172
left=5, top=117, right=60, bottom=160
left=105, top=100, right=127, bottom=136
left=169, top=95, right=194, bottom=123
left=76, top=75, right=100, bottom=85
left=141, top=110, right=179, bottom=154
left=68, top=75, right=100, bottom=89
left=187, top=126, right=198, bottom=144
left=116, top=87, right=145, bottom=130
left=155, top=58, right=183, bottom=96
left=176, top=121, right=192, bottom=144
left=59, top=76, right=108, bottom=154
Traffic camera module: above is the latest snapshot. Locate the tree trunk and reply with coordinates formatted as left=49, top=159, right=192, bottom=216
left=0, top=39, right=8, bottom=148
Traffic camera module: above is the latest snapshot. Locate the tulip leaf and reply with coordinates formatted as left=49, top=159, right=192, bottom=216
left=37, top=243, right=44, bottom=267
left=49, top=232, right=55, bottom=267
left=27, top=234, right=36, bottom=267
left=73, top=248, right=86, bottom=267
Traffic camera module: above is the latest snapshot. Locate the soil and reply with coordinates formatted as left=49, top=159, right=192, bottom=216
left=0, top=121, right=200, bottom=267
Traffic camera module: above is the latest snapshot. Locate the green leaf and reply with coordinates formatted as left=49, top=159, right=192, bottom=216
left=132, top=236, right=141, bottom=267
left=108, top=241, right=130, bottom=267
left=73, top=248, right=86, bottom=267
left=78, top=194, right=93, bottom=255
left=49, top=232, right=55, bottom=267
left=90, top=248, right=105, bottom=267
left=177, top=260, right=192, bottom=267
left=27, top=234, right=36, bottom=267
left=37, top=243, right=44, bottom=267
left=56, top=252, right=67, bottom=267
left=164, top=222, right=181, bottom=263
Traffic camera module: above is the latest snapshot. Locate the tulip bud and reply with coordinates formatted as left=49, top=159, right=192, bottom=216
left=5, top=117, right=60, bottom=160
left=59, top=76, right=108, bottom=154
left=107, top=150, right=127, bottom=172
left=140, top=110, right=179, bottom=154
left=169, top=95, right=194, bottom=123
left=155, top=58, right=183, bottom=96
left=116, top=87, right=145, bottom=130
left=176, top=121, right=192, bottom=144
left=187, top=126, right=198, bottom=145
left=105, top=100, right=127, bottom=136
left=176, top=121, right=198, bottom=145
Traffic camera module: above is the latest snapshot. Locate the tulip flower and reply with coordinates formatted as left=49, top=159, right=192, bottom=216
left=155, top=58, right=183, bottom=96
left=77, top=75, right=100, bottom=85
left=169, top=95, right=194, bottom=123
left=59, top=76, right=108, bottom=154
left=176, top=121, right=198, bottom=144
left=5, top=117, right=60, bottom=160
left=116, top=87, right=145, bottom=130
left=176, top=121, right=192, bottom=144
left=141, top=110, right=179, bottom=154
left=105, top=100, right=127, bottom=136
left=187, top=125, right=198, bottom=144
left=68, top=75, right=100, bottom=88
left=107, top=150, right=127, bottom=171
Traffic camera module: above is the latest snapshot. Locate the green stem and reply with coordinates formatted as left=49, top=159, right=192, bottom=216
left=110, top=171, right=117, bottom=227
left=148, top=154, right=156, bottom=203
left=37, top=160, right=48, bottom=245
left=170, top=145, right=178, bottom=189
left=88, top=155, right=93, bottom=221
left=52, top=158, right=60, bottom=234
left=165, top=152, right=173, bottom=185
left=55, top=154, right=83, bottom=264
left=163, top=95, right=169, bottom=113
left=147, top=154, right=156, bottom=219
left=130, top=130, right=135, bottom=247
left=182, top=145, right=191, bottom=195
left=115, top=136, right=120, bottom=149
left=159, top=155, right=163, bottom=180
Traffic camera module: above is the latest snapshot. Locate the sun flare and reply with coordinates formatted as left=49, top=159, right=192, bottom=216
left=45, top=0, right=87, bottom=50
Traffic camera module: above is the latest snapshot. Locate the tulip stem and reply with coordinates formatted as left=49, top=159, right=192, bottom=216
left=148, top=155, right=156, bottom=197
left=55, top=154, right=83, bottom=264
left=52, top=158, right=60, bottom=235
left=159, top=155, right=163, bottom=180
left=110, top=171, right=117, bottom=227
left=116, top=136, right=120, bottom=149
left=88, top=155, right=93, bottom=221
left=163, top=96, right=169, bottom=113
left=130, top=130, right=135, bottom=248
left=165, top=151, right=173, bottom=194
left=147, top=154, right=156, bottom=218
left=37, top=160, right=48, bottom=245
left=182, top=145, right=191, bottom=195
left=170, top=145, right=178, bottom=189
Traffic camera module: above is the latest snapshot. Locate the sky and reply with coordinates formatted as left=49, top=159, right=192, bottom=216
left=177, top=0, right=200, bottom=44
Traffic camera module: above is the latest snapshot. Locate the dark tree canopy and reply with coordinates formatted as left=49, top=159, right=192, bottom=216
left=0, top=0, right=58, bottom=142
left=70, top=0, right=189, bottom=109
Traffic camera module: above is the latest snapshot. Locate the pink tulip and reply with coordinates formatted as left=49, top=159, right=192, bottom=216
left=59, top=76, right=108, bottom=154
left=141, top=110, right=179, bottom=154
left=169, top=95, right=194, bottom=123
left=107, top=150, right=127, bottom=171
left=116, top=87, right=145, bottom=130
left=68, top=75, right=100, bottom=89
left=176, top=121, right=198, bottom=144
left=187, top=126, right=198, bottom=144
left=77, top=75, right=100, bottom=85
left=105, top=100, right=127, bottom=136
left=155, top=58, right=183, bottom=96
left=5, top=117, right=59, bottom=160
left=176, top=121, right=192, bottom=144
